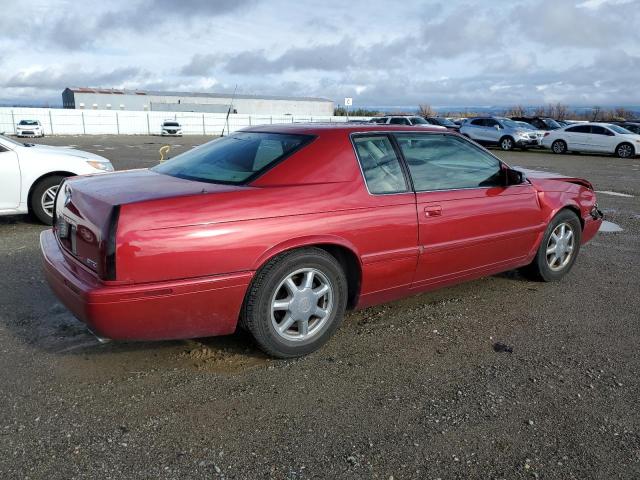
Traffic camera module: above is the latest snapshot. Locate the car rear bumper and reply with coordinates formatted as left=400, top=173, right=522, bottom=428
left=40, top=230, right=253, bottom=341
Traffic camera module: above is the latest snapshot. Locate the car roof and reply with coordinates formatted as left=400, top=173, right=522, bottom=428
left=242, top=123, right=447, bottom=135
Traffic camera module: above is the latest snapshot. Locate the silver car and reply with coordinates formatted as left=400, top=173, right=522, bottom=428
left=460, top=117, right=540, bottom=151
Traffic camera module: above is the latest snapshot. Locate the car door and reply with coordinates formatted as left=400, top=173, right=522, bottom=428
left=483, top=118, right=501, bottom=143
left=563, top=125, right=590, bottom=150
left=392, top=132, right=544, bottom=289
left=465, top=119, right=486, bottom=141
left=0, top=145, right=21, bottom=210
left=589, top=126, right=616, bottom=153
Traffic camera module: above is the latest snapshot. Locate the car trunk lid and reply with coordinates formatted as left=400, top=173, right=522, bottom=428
left=54, top=169, right=245, bottom=280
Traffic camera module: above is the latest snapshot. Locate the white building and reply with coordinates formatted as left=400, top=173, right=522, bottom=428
left=62, top=88, right=334, bottom=116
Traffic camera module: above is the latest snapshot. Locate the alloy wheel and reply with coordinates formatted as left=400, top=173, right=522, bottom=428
left=270, top=268, right=333, bottom=342
left=41, top=185, right=59, bottom=218
left=545, top=222, right=575, bottom=271
left=618, top=144, right=633, bottom=158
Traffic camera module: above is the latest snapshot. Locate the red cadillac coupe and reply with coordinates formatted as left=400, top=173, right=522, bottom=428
left=41, top=124, right=602, bottom=357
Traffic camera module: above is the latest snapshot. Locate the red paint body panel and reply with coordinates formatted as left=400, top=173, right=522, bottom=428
left=40, top=125, right=602, bottom=341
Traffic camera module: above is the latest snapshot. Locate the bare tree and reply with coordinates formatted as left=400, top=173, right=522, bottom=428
left=591, top=106, right=602, bottom=122
left=418, top=104, right=435, bottom=117
left=505, top=105, right=526, bottom=117
left=545, top=102, right=569, bottom=120
left=533, top=105, right=546, bottom=116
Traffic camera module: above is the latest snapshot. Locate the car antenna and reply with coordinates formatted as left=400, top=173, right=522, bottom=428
left=221, top=84, right=238, bottom=137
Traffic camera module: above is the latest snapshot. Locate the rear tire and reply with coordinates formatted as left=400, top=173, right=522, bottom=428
left=499, top=136, right=515, bottom=151
left=30, top=175, right=65, bottom=225
left=616, top=142, right=634, bottom=158
left=242, top=248, right=348, bottom=358
left=551, top=140, right=567, bottom=154
left=521, top=210, right=582, bottom=282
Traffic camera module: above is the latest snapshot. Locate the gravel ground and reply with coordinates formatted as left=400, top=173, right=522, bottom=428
left=1, top=135, right=639, bottom=479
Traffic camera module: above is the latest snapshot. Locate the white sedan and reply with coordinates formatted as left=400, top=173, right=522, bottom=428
left=16, top=119, right=45, bottom=137
left=0, top=135, right=114, bottom=224
left=542, top=122, right=640, bottom=158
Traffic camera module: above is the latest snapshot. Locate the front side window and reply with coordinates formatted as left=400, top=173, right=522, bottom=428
left=470, top=119, right=485, bottom=126
left=352, top=135, right=408, bottom=194
left=394, top=133, right=502, bottom=191
left=153, top=132, right=312, bottom=184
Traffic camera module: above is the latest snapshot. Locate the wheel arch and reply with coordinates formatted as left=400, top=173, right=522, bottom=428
left=615, top=141, right=635, bottom=157
left=26, top=171, right=75, bottom=212
left=251, top=236, right=363, bottom=310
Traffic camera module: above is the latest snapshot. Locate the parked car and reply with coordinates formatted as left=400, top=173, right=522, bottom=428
left=510, top=117, right=563, bottom=131
left=41, top=124, right=602, bottom=358
left=514, top=121, right=545, bottom=146
left=609, top=121, right=640, bottom=135
left=423, top=117, right=460, bottom=131
left=460, top=117, right=540, bottom=150
left=161, top=120, right=182, bottom=136
left=0, top=134, right=114, bottom=224
left=369, top=116, right=446, bottom=128
left=542, top=122, right=640, bottom=158
left=16, top=119, right=44, bottom=137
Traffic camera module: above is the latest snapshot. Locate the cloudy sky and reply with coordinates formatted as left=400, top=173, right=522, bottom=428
left=1, top=0, right=639, bottom=108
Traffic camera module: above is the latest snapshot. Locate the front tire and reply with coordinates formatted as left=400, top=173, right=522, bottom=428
left=551, top=140, right=567, bottom=154
left=500, top=136, right=514, bottom=151
left=242, top=248, right=348, bottom=358
left=522, top=210, right=582, bottom=282
left=616, top=142, right=634, bottom=158
left=30, top=175, right=65, bottom=225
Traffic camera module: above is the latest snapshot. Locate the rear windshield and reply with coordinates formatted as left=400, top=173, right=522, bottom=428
left=153, top=132, right=313, bottom=184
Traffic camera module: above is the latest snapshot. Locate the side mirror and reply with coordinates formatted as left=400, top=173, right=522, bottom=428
left=504, top=168, right=526, bottom=186
left=494, top=124, right=501, bottom=130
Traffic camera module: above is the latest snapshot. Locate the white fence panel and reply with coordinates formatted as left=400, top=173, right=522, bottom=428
left=0, top=107, right=371, bottom=136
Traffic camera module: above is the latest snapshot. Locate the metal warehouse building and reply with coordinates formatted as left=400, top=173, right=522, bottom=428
left=62, top=87, right=334, bottom=116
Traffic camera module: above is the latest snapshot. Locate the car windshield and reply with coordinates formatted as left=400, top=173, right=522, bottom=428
left=542, top=118, right=561, bottom=129
left=516, top=122, right=535, bottom=130
left=410, top=117, right=429, bottom=124
left=608, top=124, right=633, bottom=134
left=19, top=120, right=39, bottom=125
left=434, top=118, right=456, bottom=127
left=163, top=122, right=180, bottom=127
left=152, top=132, right=312, bottom=184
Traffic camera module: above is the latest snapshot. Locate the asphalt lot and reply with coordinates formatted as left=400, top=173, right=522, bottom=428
left=1, top=135, right=639, bottom=479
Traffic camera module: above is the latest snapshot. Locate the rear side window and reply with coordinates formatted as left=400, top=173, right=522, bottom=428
left=153, top=132, right=312, bottom=184
left=470, top=119, right=485, bottom=126
left=389, top=117, right=410, bottom=125
left=591, top=126, right=613, bottom=136
left=352, top=135, right=408, bottom=194
left=566, top=125, right=590, bottom=133
left=394, top=133, right=502, bottom=191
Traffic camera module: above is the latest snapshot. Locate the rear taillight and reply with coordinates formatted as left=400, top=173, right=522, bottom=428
left=104, top=206, right=120, bottom=281
left=543, top=132, right=550, bottom=137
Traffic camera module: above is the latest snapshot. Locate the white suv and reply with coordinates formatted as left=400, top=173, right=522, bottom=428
left=16, top=120, right=44, bottom=137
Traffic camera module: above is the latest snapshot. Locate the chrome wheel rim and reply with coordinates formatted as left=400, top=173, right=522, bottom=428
left=502, top=138, right=512, bottom=150
left=270, top=268, right=333, bottom=342
left=41, top=185, right=59, bottom=218
left=546, top=222, right=575, bottom=271
left=618, top=144, right=633, bottom=158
